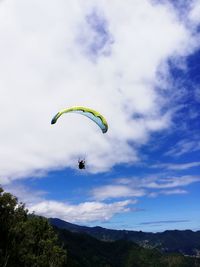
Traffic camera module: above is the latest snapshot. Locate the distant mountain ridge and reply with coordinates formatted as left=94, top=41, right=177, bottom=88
left=55, top=227, right=200, bottom=267
left=49, top=218, right=200, bottom=257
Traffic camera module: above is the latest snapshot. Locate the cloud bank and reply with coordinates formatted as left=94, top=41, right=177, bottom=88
left=4, top=183, right=136, bottom=223
left=0, top=0, right=200, bottom=183
left=29, top=199, right=133, bottom=223
left=92, top=175, right=200, bottom=200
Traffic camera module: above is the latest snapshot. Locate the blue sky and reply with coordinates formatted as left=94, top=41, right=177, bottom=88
left=0, top=0, right=200, bottom=232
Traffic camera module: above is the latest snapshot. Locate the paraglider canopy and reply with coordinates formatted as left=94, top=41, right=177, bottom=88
left=51, top=106, right=108, bottom=133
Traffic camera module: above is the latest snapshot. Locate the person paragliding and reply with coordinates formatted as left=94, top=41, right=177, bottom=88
left=51, top=106, right=108, bottom=170
left=78, top=159, right=86, bottom=169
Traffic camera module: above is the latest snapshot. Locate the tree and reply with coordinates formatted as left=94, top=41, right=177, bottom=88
left=0, top=187, right=67, bottom=267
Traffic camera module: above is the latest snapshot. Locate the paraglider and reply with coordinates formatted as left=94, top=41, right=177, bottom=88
left=51, top=106, right=108, bottom=169
left=51, top=106, right=108, bottom=133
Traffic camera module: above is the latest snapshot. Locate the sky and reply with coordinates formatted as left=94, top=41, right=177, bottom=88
left=0, top=0, right=200, bottom=232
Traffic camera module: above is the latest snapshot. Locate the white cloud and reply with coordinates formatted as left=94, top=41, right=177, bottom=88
left=148, top=188, right=188, bottom=197
left=189, top=0, right=200, bottom=24
left=143, top=175, right=200, bottom=189
left=0, top=0, right=199, bottom=182
left=94, top=174, right=200, bottom=200
left=161, top=188, right=188, bottom=195
left=92, top=185, right=145, bottom=201
left=152, top=161, right=200, bottom=170
left=4, top=184, right=47, bottom=205
left=165, top=139, right=200, bottom=156
left=2, top=183, right=136, bottom=223
left=29, top=199, right=133, bottom=223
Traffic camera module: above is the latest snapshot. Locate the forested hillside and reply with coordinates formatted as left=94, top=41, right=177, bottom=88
left=1, top=187, right=200, bottom=267
left=50, top=218, right=200, bottom=257
left=55, top=227, right=200, bottom=267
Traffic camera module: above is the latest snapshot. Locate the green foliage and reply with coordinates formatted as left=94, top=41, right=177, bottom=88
left=0, top=187, right=67, bottom=267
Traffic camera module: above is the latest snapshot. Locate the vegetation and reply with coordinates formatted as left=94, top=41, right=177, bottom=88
left=1, top=187, right=200, bottom=267
left=50, top=218, right=200, bottom=257
left=55, top=227, right=200, bottom=267
left=0, top=187, right=66, bottom=267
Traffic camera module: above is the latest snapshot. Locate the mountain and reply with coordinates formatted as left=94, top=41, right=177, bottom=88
left=49, top=218, right=200, bottom=257
left=54, top=227, right=200, bottom=267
